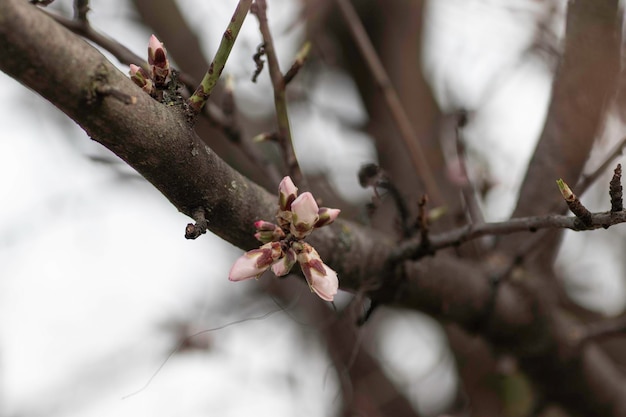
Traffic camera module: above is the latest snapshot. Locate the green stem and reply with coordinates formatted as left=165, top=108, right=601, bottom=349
left=188, top=0, right=252, bottom=114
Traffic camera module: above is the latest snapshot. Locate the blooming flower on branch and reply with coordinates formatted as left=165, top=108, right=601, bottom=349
left=228, top=176, right=341, bottom=301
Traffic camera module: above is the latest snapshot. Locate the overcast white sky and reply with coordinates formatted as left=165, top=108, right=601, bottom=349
left=2, top=1, right=625, bottom=416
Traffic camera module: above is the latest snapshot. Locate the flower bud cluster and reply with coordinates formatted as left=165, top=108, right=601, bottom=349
left=229, top=176, right=341, bottom=301
left=129, top=35, right=170, bottom=96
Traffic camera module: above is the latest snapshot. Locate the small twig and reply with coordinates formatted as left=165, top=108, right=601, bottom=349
left=334, top=0, right=443, bottom=205
left=251, top=0, right=304, bottom=186
left=557, top=179, right=592, bottom=226
left=356, top=299, right=379, bottom=326
left=283, top=41, right=311, bottom=85
left=185, top=208, right=208, bottom=239
left=455, top=113, right=485, bottom=226
left=358, top=163, right=412, bottom=237
left=188, top=0, right=253, bottom=114
left=610, top=164, right=623, bottom=212
left=251, top=42, right=266, bottom=83
left=73, top=0, right=89, bottom=22
left=576, top=136, right=626, bottom=194
left=578, top=315, right=626, bottom=344
left=417, top=195, right=431, bottom=251
left=390, top=210, right=626, bottom=262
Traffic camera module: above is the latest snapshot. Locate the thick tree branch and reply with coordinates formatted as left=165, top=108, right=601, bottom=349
left=0, top=0, right=392, bottom=290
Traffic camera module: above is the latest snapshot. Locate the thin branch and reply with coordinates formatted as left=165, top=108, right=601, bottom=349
left=496, top=139, right=626, bottom=278
left=557, top=179, right=592, bottom=226
left=283, top=41, right=311, bottom=85
left=334, top=0, right=443, bottom=205
left=251, top=0, right=304, bottom=186
left=188, top=0, right=253, bottom=114
left=73, top=0, right=89, bottom=22
left=577, top=136, right=626, bottom=194
left=579, top=315, right=626, bottom=344
left=455, top=113, right=485, bottom=226
left=391, top=210, right=626, bottom=262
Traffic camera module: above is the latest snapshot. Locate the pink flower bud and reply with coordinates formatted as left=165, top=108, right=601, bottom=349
left=278, top=176, right=298, bottom=211
left=314, top=207, right=341, bottom=228
left=254, top=220, right=278, bottom=231
left=129, top=64, right=154, bottom=94
left=271, top=247, right=296, bottom=277
left=253, top=220, right=285, bottom=243
left=228, top=242, right=283, bottom=281
left=290, top=192, right=319, bottom=238
left=148, top=35, right=165, bottom=66
left=147, top=34, right=170, bottom=86
left=296, top=243, right=339, bottom=301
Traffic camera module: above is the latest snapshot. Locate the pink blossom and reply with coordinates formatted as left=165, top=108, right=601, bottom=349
left=290, top=192, right=319, bottom=238
left=314, top=207, right=341, bottom=228
left=129, top=64, right=154, bottom=94
left=297, top=243, right=338, bottom=301
left=228, top=242, right=283, bottom=281
left=278, top=176, right=298, bottom=211
left=148, top=35, right=165, bottom=65
left=129, top=64, right=141, bottom=77
left=147, top=34, right=169, bottom=86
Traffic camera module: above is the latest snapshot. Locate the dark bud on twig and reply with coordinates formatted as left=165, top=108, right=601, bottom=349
left=358, top=163, right=383, bottom=188
left=557, top=179, right=592, bottom=226
left=251, top=42, right=266, bottom=83
left=610, top=163, right=623, bottom=212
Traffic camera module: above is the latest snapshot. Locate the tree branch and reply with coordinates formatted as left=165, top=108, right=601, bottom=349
left=334, top=0, right=443, bottom=205
left=512, top=0, right=620, bottom=219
